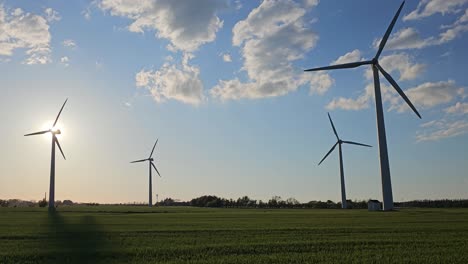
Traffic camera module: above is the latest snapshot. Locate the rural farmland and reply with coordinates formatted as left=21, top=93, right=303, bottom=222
left=1, top=207, right=467, bottom=263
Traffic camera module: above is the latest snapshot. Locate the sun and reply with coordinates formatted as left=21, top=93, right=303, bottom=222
left=40, top=121, right=65, bottom=140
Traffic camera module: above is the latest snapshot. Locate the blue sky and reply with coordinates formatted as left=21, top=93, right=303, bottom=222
left=0, top=0, right=467, bottom=203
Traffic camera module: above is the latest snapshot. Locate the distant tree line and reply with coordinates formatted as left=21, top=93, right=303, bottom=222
left=0, top=199, right=75, bottom=207
left=2, top=198, right=468, bottom=208
left=395, top=199, right=468, bottom=208
left=161, top=195, right=370, bottom=209
left=160, top=196, right=468, bottom=209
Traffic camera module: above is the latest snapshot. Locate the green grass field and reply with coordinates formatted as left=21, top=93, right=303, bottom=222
left=1, top=206, right=467, bottom=263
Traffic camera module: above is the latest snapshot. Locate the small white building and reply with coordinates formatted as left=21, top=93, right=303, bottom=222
left=368, top=200, right=382, bottom=211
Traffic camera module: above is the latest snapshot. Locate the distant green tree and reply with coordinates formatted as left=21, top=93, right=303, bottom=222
left=286, top=198, right=300, bottom=207
left=0, top=200, right=9, bottom=207
left=38, top=198, right=47, bottom=207
left=268, top=196, right=282, bottom=208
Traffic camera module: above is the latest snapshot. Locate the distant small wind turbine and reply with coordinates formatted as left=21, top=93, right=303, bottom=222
left=318, top=113, right=371, bottom=209
left=131, top=139, right=161, bottom=207
left=305, top=1, right=420, bottom=210
left=25, top=99, right=68, bottom=211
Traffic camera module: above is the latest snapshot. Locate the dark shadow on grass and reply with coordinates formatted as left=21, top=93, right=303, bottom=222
left=45, top=211, right=113, bottom=263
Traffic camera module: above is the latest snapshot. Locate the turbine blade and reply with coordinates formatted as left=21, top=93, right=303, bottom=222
left=318, top=142, right=338, bottom=166
left=327, top=113, right=339, bottom=140
left=151, top=162, right=161, bottom=177
left=53, top=98, right=68, bottom=127
left=304, top=61, right=372, bottom=72
left=149, top=139, right=158, bottom=158
left=375, top=1, right=405, bottom=59
left=24, top=130, right=50, bottom=136
left=130, top=159, right=148, bottom=163
left=376, top=64, right=421, bottom=118
left=342, top=140, right=372, bottom=148
left=54, top=137, right=66, bottom=160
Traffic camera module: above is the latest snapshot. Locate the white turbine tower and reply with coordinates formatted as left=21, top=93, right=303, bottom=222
left=25, top=99, right=68, bottom=211
left=318, top=113, right=372, bottom=209
left=305, top=1, right=421, bottom=210
left=131, top=139, right=161, bottom=207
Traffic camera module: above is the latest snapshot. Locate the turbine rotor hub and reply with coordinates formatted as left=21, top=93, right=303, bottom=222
left=371, top=58, right=378, bottom=65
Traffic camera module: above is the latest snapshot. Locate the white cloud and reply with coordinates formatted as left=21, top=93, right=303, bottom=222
left=326, top=76, right=464, bottom=116
left=415, top=83, right=468, bottom=142
left=374, top=28, right=436, bottom=50
left=0, top=5, right=52, bottom=64
left=440, top=51, right=452, bottom=57
left=234, top=0, right=243, bottom=10
left=331, top=49, right=362, bottom=65
left=459, top=8, right=468, bottom=23
left=326, top=83, right=379, bottom=111
left=435, top=9, right=468, bottom=44
left=12, top=8, right=22, bottom=16
left=326, top=94, right=370, bottom=111
left=222, top=53, right=232, bottom=62
left=60, top=56, right=69, bottom=66
left=99, top=0, right=226, bottom=52
left=438, top=19, right=468, bottom=43
left=44, top=8, right=61, bottom=22
left=384, top=55, right=425, bottom=82
left=82, top=1, right=96, bottom=21
left=308, top=72, right=334, bottom=95
left=416, top=118, right=468, bottom=142
left=135, top=54, right=204, bottom=105
left=211, top=0, right=333, bottom=100
left=381, top=8, right=468, bottom=51
left=99, top=0, right=228, bottom=105
left=365, top=53, right=425, bottom=81
left=403, top=0, right=468, bottom=21
left=62, top=39, right=77, bottom=48
left=82, top=9, right=92, bottom=20
left=304, top=0, right=319, bottom=8
left=391, top=80, right=465, bottom=112
left=444, top=102, right=468, bottom=114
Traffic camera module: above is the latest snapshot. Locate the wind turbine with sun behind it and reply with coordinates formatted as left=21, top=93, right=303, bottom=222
left=305, top=1, right=421, bottom=210
left=131, top=139, right=161, bottom=207
left=24, top=99, right=68, bottom=211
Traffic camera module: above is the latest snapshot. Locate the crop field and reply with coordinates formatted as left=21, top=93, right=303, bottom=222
left=0, top=207, right=467, bottom=263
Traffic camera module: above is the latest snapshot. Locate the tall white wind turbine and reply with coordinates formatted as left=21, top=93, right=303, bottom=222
left=25, top=99, right=68, bottom=211
left=131, top=139, right=161, bottom=207
left=318, top=113, right=371, bottom=209
left=305, top=1, right=421, bottom=210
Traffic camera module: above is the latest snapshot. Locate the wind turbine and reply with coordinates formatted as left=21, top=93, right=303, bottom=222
left=318, top=113, right=371, bottom=209
left=305, top=1, right=421, bottom=210
left=25, top=99, right=68, bottom=211
left=131, top=139, right=161, bottom=207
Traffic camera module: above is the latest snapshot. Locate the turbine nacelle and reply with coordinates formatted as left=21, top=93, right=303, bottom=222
left=318, top=113, right=372, bottom=166
left=130, top=139, right=161, bottom=177
left=24, top=99, right=68, bottom=161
